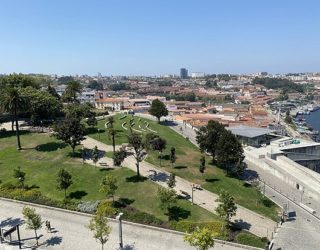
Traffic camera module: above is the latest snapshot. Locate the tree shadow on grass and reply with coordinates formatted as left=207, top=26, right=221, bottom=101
left=35, top=142, right=67, bottom=152
left=86, top=127, right=106, bottom=135
left=69, top=190, right=88, bottom=200
left=126, top=175, right=148, bottom=183
left=167, top=206, right=191, bottom=221
left=232, top=219, right=252, bottom=231
left=159, top=154, right=170, bottom=161
left=174, top=165, right=187, bottom=169
left=0, top=130, right=30, bottom=139
left=205, top=178, right=219, bottom=183
left=113, top=198, right=135, bottom=208
left=99, top=168, right=114, bottom=172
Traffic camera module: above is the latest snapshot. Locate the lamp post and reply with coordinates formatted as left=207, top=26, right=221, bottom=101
left=301, top=189, right=304, bottom=203
left=191, top=184, right=194, bottom=205
left=116, top=212, right=124, bottom=250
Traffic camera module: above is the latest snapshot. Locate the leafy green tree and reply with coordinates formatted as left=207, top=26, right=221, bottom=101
left=216, top=130, right=244, bottom=174
left=196, top=120, right=225, bottom=161
left=148, top=99, right=168, bottom=123
left=170, top=147, right=177, bottom=167
left=22, top=207, right=43, bottom=246
left=0, top=74, right=39, bottom=89
left=199, top=156, right=206, bottom=176
left=0, top=87, right=26, bottom=149
left=63, top=80, right=82, bottom=103
left=167, top=173, right=176, bottom=189
left=20, top=87, right=63, bottom=125
left=54, top=116, right=86, bottom=155
left=143, top=133, right=159, bottom=150
left=150, top=137, right=166, bottom=167
left=128, top=133, right=145, bottom=177
left=57, top=169, right=73, bottom=199
left=100, top=175, right=118, bottom=201
left=47, top=84, right=60, bottom=100
left=113, top=147, right=127, bottom=167
left=87, top=80, right=103, bottom=90
left=87, top=115, right=98, bottom=128
left=184, top=227, right=217, bottom=250
left=215, top=190, right=237, bottom=224
left=157, top=186, right=177, bottom=211
left=64, top=103, right=93, bottom=119
left=13, top=167, right=26, bottom=188
left=88, top=212, right=111, bottom=250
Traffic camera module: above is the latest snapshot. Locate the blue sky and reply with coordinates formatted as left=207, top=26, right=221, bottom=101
left=0, top=0, right=319, bottom=76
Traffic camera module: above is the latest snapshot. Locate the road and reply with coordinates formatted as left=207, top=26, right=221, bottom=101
left=0, top=199, right=245, bottom=250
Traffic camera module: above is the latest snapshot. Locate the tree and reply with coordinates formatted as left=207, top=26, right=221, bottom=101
left=54, top=116, right=85, bottom=155
left=199, top=156, right=206, bottom=176
left=167, top=173, right=176, bottom=189
left=113, top=147, right=128, bottom=167
left=57, top=169, right=72, bottom=199
left=92, top=146, right=100, bottom=166
left=47, top=84, right=60, bottom=100
left=128, top=133, right=145, bottom=177
left=87, top=115, right=97, bottom=128
left=184, top=227, right=217, bottom=250
left=0, top=73, right=39, bottom=89
left=157, top=186, right=177, bottom=211
left=216, top=130, right=244, bottom=175
left=196, top=120, right=225, bottom=161
left=143, top=133, right=159, bottom=150
left=63, top=80, right=82, bottom=103
left=13, top=167, right=26, bottom=188
left=100, top=175, right=118, bottom=202
left=22, top=207, right=43, bottom=246
left=215, top=190, right=237, bottom=224
left=150, top=137, right=167, bottom=167
left=148, top=99, right=168, bottom=123
left=106, top=116, right=116, bottom=156
left=285, top=110, right=292, bottom=124
left=170, top=147, right=177, bottom=167
left=0, top=87, right=26, bottom=149
left=88, top=211, right=111, bottom=250
left=87, top=80, right=103, bottom=90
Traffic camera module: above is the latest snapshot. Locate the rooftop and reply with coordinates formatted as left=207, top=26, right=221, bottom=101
left=227, top=125, right=274, bottom=138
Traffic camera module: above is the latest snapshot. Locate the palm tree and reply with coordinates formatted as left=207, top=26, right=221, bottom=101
left=107, top=117, right=116, bottom=162
left=0, top=88, right=25, bottom=150
left=64, top=80, right=82, bottom=103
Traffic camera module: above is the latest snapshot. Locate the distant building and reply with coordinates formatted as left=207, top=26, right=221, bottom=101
left=191, top=72, right=205, bottom=78
left=180, top=68, right=188, bottom=79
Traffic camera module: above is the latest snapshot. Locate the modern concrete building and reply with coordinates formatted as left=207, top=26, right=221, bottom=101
left=227, top=125, right=276, bottom=147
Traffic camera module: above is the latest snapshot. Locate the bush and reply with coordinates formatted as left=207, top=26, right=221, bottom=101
left=1, top=182, right=16, bottom=190
left=77, top=200, right=100, bottom=214
left=122, top=208, right=166, bottom=227
left=235, top=232, right=268, bottom=248
left=174, top=221, right=228, bottom=239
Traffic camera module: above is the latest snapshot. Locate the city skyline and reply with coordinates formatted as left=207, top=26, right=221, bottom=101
left=0, top=0, right=320, bottom=75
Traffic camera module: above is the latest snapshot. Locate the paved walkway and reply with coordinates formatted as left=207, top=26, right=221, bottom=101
left=82, top=136, right=276, bottom=238
left=0, top=198, right=246, bottom=250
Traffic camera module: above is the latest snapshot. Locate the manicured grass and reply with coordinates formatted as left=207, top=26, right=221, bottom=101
left=235, top=232, right=268, bottom=248
left=0, top=131, right=215, bottom=223
left=87, top=113, right=280, bottom=220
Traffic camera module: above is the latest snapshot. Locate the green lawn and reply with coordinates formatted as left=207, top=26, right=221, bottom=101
left=0, top=131, right=215, bottom=223
left=87, top=113, right=279, bottom=221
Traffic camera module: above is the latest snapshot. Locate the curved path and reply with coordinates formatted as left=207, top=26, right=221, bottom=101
left=82, top=136, right=276, bottom=239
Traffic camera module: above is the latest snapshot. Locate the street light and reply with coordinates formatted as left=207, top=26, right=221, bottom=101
left=191, top=184, right=194, bottom=205
left=116, top=212, right=124, bottom=250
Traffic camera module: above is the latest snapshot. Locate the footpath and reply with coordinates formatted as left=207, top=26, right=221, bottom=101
left=82, top=136, right=276, bottom=239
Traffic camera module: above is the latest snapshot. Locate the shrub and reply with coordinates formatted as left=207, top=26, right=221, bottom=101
left=235, top=232, right=268, bottom=248
left=174, top=221, right=228, bottom=239
left=77, top=200, right=100, bottom=214
left=122, top=209, right=166, bottom=227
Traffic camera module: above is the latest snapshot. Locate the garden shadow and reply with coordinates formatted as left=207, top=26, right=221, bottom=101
left=99, top=168, right=114, bottom=172
left=0, top=217, right=24, bottom=228
left=35, top=142, right=67, bottom=152
left=232, top=219, right=252, bottom=231
left=167, top=206, right=191, bottom=221
left=114, top=198, right=135, bottom=208
left=174, top=165, right=187, bottom=169
left=205, top=178, right=219, bottom=183
left=69, top=190, right=88, bottom=200
left=86, top=127, right=106, bottom=135
left=45, top=236, right=63, bottom=246
left=126, top=176, right=148, bottom=183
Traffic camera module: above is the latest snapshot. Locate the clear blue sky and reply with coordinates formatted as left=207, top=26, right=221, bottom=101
left=0, top=0, right=319, bottom=76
